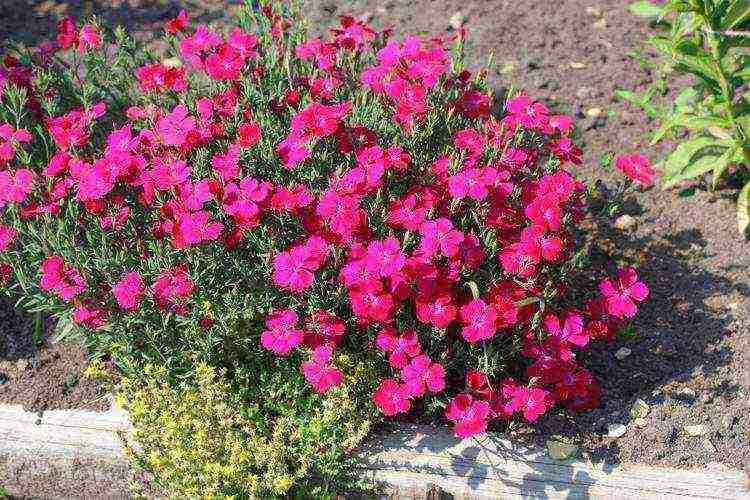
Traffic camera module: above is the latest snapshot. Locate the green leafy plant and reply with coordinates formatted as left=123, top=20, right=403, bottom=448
left=621, top=0, right=750, bottom=235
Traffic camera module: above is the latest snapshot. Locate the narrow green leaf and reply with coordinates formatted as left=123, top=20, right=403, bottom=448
left=723, top=0, right=750, bottom=29
left=737, top=180, right=750, bottom=236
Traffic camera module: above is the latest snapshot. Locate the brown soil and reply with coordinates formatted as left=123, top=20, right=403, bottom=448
left=0, top=299, right=110, bottom=412
left=0, top=0, right=748, bottom=476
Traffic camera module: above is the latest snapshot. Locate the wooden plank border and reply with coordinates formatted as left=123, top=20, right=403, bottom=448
left=1, top=403, right=747, bottom=499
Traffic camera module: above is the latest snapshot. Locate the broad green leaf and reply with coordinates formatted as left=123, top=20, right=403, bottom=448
left=661, top=136, right=718, bottom=186
left=615, top=89, right=642, bottom=104
left=737, top=179, right=750, bottom=236
left=712, top=146, right=745, bottom=189
left=674, top=53, right=723, bottom=91
left=630, top=0, right=665, bottom=18
left=661, top=153, right=722, bottom=188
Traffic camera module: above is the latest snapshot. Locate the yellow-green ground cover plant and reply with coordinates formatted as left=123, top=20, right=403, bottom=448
left=0, top=0, right=650, bottom=495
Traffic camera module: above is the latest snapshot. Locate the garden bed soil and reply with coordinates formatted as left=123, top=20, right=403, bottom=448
left=0, top=299, right=110, bottom=412
left=0, top=0, right=748, bottom=476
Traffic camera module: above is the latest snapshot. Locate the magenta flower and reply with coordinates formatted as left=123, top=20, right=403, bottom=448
left=615, top=154, right=655, bottom=187
left=113, top=272, right=145, bottom=312
left=376, top=327, right=421, bottom=368
left=599, top=267, right=649, bottom=318
left=40, top=256, right=86, bottom=301
left=401, top=355, right=445, bottom=397
left=0, top=169, right=34, bottom=204
left=301, top=345, right=343, bottom=393
left=419, top=218, right=464, bottom=259
left=0, top=225, right=18, bottom=251
left=544, top=313, right=589, bottom=347
left=507, top=386, right=552, bottom=422
left=459, top=299, right=498, bottom=343
left=373, top=378, right=412, bottom=416
left=153, top=267, right=195, bottom=314
left=445, top=393, right=491, bottom=438
left=261, top=309, right=304, bottom=356
left=273, top=236, right=330, bottom=294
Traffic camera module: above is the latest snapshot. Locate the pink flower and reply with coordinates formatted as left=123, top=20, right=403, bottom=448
left=261, top=309, right=304, bottom=356
left=401, top=355, right=445, bottom=397
left=415, top=294, right=457, bottom=329
left=0, top=124, right=32, bottom=168
left=301, top=345, right=343, bottom=393
left=0, top=225, right=18, bottom=251
left=419, top=218, right=464, bottom=259
left=544, top=313, right=589, bottom=347
left=376, top=327, right=421, bottom=368
left=615, top=154, right=655, bottom=187
left=136, top=63, right=188, bottom=93
left=73, top=304, right=106, bottom=329
left=459, top=299, right=497, bottom=343
left=445, top=394, right=491, bottom=438
left=0, top=169, right=34, bottom=204
left=212, top=144, right=241, bottom=181
left=157, top=105, right=197, bottom=148
left=599, top=267, right=649, bottom=318
left=273, top=236, right=330, bottom=293
left=506, top=94, right=549, bottom=130
left=113, top=272, right=145, bottom=311
left=506, top=386, right=552, bottom=422
left=153, top=267, right=195, bottom=313
left=40, top=256, right=86, bottom=301
left=77, top=25, right=102, bottom=53
left=373, top=379, right=412, bottom=416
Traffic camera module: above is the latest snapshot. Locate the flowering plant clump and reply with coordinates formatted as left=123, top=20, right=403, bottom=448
left=1, top=0, right=648, bottom=462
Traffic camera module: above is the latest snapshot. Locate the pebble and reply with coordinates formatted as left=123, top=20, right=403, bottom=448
left=684, top=424, right=707, bottom=437
left=576, top=86, right=593, bottom=99
left=449, top=11, right=467, bottom=31
left=15, top=359, right=28, bottom=371
left=677, top=387, right=697, bottom=402
left=614, top=214, right=636, bottom=230
left=586, top=107, right=603, bottom=118
left=607, top=423, right=627, bottom=438
left=631, top=399, right=650, bottom=419
left=633, top=417, right=648, bottom=428
left=547, top=437, right=579, bottom=460
left=570, top=61, right=586, bottom=69
left=701, top=437, right=716, bottom=453
left=615, top=347, right=632, bottom=360
left=500, top=61, right=517, bottom=74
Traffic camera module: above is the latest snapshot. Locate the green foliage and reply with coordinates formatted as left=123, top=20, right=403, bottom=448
left=624, top=0, right=750, bottom=235
left=118, top=359, right=380, bottom=498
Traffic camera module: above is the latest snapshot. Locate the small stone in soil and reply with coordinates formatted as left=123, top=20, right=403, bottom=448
left=676, top=387, right=697, bottom=402
left=614, top=214, right=636, bottom=230
left=633, top=417, right=648, bottom=428
left=547, top=436, right=579, bottom=460
left=615, top=347, right=632, bottom=360
left=607, top=423, right=627, bottom=438
left=631, top=398, right=650, bottom=419
left=586, top=107, right=603, bottom=118
left=570, top=61, right=586, bottom=69
left=701, top=437, right=716, bottom=453
left=684, top=424, right=707, bottom=437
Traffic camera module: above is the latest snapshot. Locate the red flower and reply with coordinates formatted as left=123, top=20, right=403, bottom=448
left=373, top=378, right=411, bottom=416
left=401, top=355, right=445, bottom=397
left=615, top=154, right=655, bottom=187
left=445, top=393, right=490, bottom=438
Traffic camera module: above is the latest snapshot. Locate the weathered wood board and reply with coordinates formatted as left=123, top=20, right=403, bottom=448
left=1, top=403, right=747, bottom=499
